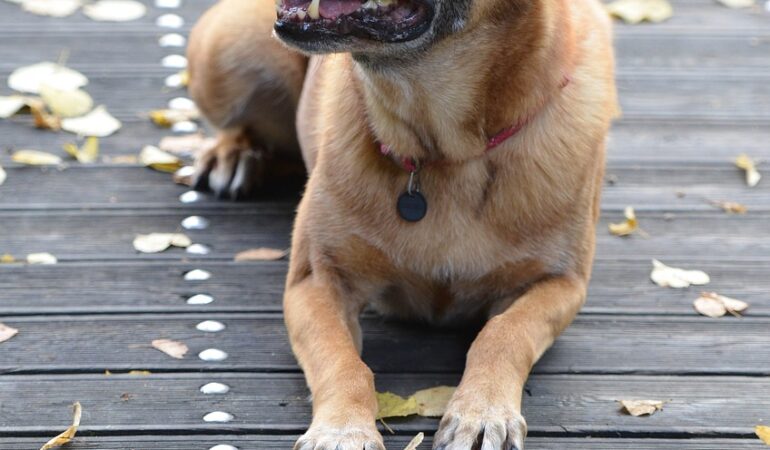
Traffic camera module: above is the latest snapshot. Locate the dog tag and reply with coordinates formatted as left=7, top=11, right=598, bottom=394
left=397, top=191, right=427, bottom=222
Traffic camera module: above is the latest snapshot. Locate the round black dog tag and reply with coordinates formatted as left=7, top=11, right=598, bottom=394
left=397, top=191, right=428, bottom=222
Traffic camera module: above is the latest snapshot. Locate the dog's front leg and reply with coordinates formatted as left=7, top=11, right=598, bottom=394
left=434, top=275, right=587, bottom=450
left=285, top=276, right=385, bottom=450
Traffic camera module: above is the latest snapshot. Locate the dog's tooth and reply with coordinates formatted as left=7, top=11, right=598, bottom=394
left=362, top=0, right=377, bottom=9
left=308, top=0, right=320, bottom=19
left=297, top=9, right=306, bottom=19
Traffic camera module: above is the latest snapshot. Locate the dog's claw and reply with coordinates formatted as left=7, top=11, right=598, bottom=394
left=294, top=425, right=385, bottom=450
left=192, top=134, right=265, bottom=200
left=432, top=401, right=527, bottom=450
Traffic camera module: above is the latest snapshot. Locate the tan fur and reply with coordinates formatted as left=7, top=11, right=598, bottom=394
left=189, top=0, right=617, bottom=448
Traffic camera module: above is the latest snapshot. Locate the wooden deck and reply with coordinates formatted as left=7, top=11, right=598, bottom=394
left=1, top=0, right=770, bottom=448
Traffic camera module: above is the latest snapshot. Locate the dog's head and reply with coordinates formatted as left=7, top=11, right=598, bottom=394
left=274, top=0, right=487, bottom=58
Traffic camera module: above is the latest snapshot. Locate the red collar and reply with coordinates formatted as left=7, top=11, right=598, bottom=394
left=379, top=74, right=572, bottom=173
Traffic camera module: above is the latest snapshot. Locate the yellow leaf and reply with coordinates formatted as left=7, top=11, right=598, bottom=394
left=606, top=0, right=673, bottom=24
left=40, top=402, right=82, bottom=450
left=12, top=150, right=63, bottom=166
left=139, top=145, right=183, bottom=173
left=0, top=254, right=16, bottom=264
left=0, top=322, right=19, bottom=344
left=128, top=370, right=152, bottom=376
left=618, top=399, right=664, bottom=416
left=376, top=392, right=418, bottom=420
left=148, top=109, right=199, bottom=128
left=650, top=260, right=710, bottom=289
left=151, top=339, right=188, bottom=359
left=40, top=85, right=93, bottom=118
left=412, top=386, right=455, bottom=417
left=234, top=248, right=288, bottom=262
left=61, top=105, right=121, bottom=137
left=609, top=206, right=639, bottom=236
left=735, top=154, right=762, bottom=187
left=64, top=137, right=99, bottom=164
left=133, top=233, right=191, bottom=253
left=756, top=425, right=770, bottom=445
left=9, top=62, right=88, bottom=94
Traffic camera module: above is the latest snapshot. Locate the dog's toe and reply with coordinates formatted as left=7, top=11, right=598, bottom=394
left=433, top=408, right=526, bottom=450
left=295, top=425, right=385, bottom=450
left=192, top=134, right=265, bottom=200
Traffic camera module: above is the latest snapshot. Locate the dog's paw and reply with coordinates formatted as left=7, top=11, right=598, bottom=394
left=294, top=425, right=385, bottom=450
left=192, top=132, right=265, bottom=200
left=433, top=399, right=527, bottom=450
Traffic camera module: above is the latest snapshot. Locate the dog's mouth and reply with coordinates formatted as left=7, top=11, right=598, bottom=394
left=275, top=0, right=434, bottom=44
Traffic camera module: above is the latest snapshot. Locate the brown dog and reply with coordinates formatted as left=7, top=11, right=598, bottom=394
left=188, top=0, right=617, bottom=448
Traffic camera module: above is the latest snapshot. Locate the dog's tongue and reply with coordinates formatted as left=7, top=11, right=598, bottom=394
left=319, top=0, right=361, bottom=18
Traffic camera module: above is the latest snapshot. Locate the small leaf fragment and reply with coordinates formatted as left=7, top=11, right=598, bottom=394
left=128, top=370, right=152, bottom=376
left=694, top=292, right=749, bottom=318
left=376, top=392, right=419, bottom=420
left=139, top=145, right=183, bottom=173
left=0, top=323, right=19, bottom=344
left=39, top=401, right=82, bottom=450
left=234, top=248, right=288, bottom=262
left=148, top=108, right=200, bottom=128
left=412, top=386, right=455, bottom=417
left=717, top=0, right=755, bottom=7
left=133, top=233, right=191, bottom=253
left=606, top=0, right=673, bottom=24
left=64, top=137, right=100, bottom=164
left=83, top=0, right=147, bottom=22
left=61, top=105, right=121, bottom=137
left=11, top=150, right=62, bottom=166
left=756, top=425, right=770, bottom=445
left=40, top=85, right=93, bottom=118
left=609, top=206, right=639, bottom=236
left=403, top=433, right=425, bottom=450
left=151, top=338, right=188, bottom=359
left=0, top=95, right=27, bottom=119
left=710, top=200, right=748, bottom=214
left=27, top=252, right=58, bottom=265
left=0, top=254, right=16, bottom=264
left=735, top=154, right=762, bottom=187
left=650, top=259, right=710, bottom=289
left=21, top=0, right=82, bottom=17
left=619, top=399, right=664, bottom=417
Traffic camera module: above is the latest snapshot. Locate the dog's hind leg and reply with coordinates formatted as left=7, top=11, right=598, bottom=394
left=187, top=0, right=307, bottom=199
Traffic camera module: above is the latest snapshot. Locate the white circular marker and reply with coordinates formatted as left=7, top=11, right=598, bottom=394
left=209, top=445, right=238, bottom=450
left=165, top=73, right=184, bottom=88
left=199, top=348, right=228, bottom=362
left=182, top=216, right=210, bottom=230
left=162, top=54, right=188, bottom=69
left=203, top=411, right=234, bottom=423
left=184, top=269, right=212, bottom=281
left=200, top=382, right=231, bottom=394
left=186, top=243, right=211, bottom=255
left=172, top=120, right=198, bottom=133
left=156, top=0, right=181, bottom=8
left=156, top=13, right=184, bottom=28
left=197, top=320, right=226, bottom=332
left=186, top=294, right=214, bottom=305
left=159, top=33, right=186, bottom=47
left=168, top=97, right=196, bottom=111
left=180, top=190, right=202, bottom=203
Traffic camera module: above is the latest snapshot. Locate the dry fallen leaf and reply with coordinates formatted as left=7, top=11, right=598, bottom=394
left=377, top=386, right=456, bottom=420
left=139, top=145, right=183, bottom=173
left=103, top=154, right=139, bottom=165
left=29, top=99, right=61, bottom=131
left=619, top=399, right=664, bottom=417
left=403, top=433, right=425, bottom=450
left=20, top=0, right=82, bottom=17
left=0, top=323, right=19, bottom=344
left=756, top=425, right=770, bottom=445
left=83, top=0, right=147, bottom=21
left=149, top=108, right=200, bottom=128
left=735, top=154, right=762, bottom=187
left=64, top=137, right=100, bottom=164
left=151, top=338, right=188, bottom=359
left=128, top=370, right=152, bottom=376
left=717, top=0, right=755, bottom=7
left=710, top=200, right=748, bottom=214
left=609, top=206, right=639, bottom=236
left=11, top=150, right=62, bottom=166
left=8, top=62, right=88, bottom=94
left=0, top=254, right=16, bottom=264
left=606, top=0, right=673, bottom=24
left=650, top=259, right=710, bottom=289
left=61, top=105, right=122, bottom=137
left=0, top=95, right=28, bottom=119
left=234, top=248, right=288, bottom=262
left=40, top=402, right=82, bottom=450
left=694, top=292, right=749, bottom=318
left=27, top=252, right=58, bottom=265
left=40, top=85, right=93, bottom=119
left=133, top=233, right=191, bottom=253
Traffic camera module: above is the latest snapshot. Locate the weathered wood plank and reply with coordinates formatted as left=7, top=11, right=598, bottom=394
left=1, top=436, right=765, bottom=450
left=1, top=210, right=769, bottom=262
left=0, top=164, right=765, bottom=211
left=0, top=373, right=767, bottom=437
left=0, top=260, right=766, bottom=316
left=0, top=314, right=768, bottom=374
